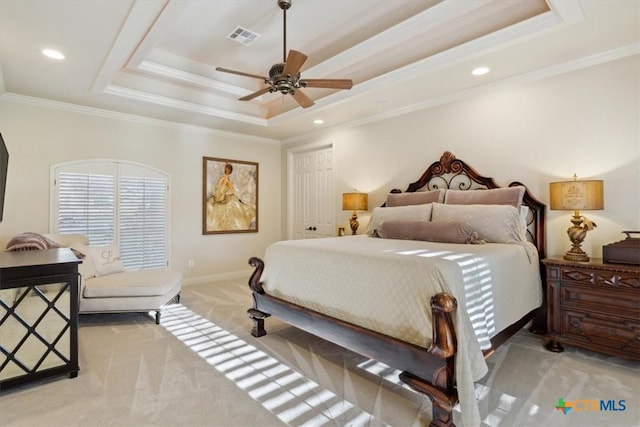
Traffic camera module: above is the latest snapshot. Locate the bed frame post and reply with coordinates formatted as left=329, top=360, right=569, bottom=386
left=400, top=293, right=458, bottom=427
left=247, top=307, right=270, bottom=337
left=248, top=257, right=265, bottom=294
left=427, top=293, right=457, bottom=358
left=247, top=257, right=270, bottom=337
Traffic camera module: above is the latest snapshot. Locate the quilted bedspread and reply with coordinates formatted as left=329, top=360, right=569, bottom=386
left=260, top=235, right=542, bottom=427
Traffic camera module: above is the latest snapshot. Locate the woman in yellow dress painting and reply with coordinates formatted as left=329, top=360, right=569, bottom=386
left=206, top=163, right=255, bottom=231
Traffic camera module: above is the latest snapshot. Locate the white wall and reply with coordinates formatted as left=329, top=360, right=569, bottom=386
left=2, top=55, right=637, bottom=273
left=288, top=55, right=640, bottom=259
left=0, top=100, right=282, bottom=282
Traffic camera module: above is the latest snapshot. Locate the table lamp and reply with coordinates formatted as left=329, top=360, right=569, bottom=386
left=342, top=192, right=368, bottom=235
left=550, top=175, right=603, bottom=262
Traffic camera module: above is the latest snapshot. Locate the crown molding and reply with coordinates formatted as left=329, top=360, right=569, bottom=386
left=103, top=85, right=268, bottom=126
left=271, top=3, right=571, bottom=128
left=302, top=0, right=491, bottom=78
left=283, top=43, right=639, bottom=145
left=137, top=60, right=258, bottom=98
left=2, top=42, right=635, bottom=148
left=91, top=0, right=169, bottom=93
left=0, top=92, right=280, bottom=145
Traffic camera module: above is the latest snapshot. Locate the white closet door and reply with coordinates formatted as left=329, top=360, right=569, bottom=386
left=292, top=146, right=334, bottom=239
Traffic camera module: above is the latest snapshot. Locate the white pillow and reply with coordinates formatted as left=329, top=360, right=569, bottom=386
left=364, top=203, right=433, bottom=236
left=83, top=243, right=126, bottom=276
left=70, top=243, right=98, bottom=279
left=431, top=203, right=524, bottom=243
left=519, top=205, right=530, bottom=240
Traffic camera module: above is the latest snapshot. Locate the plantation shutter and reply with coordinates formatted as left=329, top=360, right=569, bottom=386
left=53, top=160, right=169, bottom=270
left=119, top=175, right=167, bottom=269
left=57, top=172, right=115, bottom=246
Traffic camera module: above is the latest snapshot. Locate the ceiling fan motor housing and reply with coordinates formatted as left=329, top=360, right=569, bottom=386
left=269, top=63, right=300, bottom=94
left=269, top=63, right=285, bottom=79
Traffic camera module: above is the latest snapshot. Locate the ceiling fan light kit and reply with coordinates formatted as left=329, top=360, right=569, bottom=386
left=216, top=0, right=353, bottom=109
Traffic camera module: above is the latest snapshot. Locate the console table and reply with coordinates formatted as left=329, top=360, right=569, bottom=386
left=0, top=248, right=81, bottom=390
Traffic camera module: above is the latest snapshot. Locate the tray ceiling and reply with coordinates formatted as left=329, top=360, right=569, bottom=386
left=0, top=0, right=638, bottom=142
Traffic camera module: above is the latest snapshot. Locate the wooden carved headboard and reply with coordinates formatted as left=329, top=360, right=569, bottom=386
left=390, top=151, right=546, bottom=258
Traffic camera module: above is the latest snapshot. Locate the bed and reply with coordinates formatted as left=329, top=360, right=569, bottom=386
left=247, top=151, right=546, bottom=427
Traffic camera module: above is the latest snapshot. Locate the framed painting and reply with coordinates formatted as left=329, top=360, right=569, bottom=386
left=203, top=157, right=258, bottom=234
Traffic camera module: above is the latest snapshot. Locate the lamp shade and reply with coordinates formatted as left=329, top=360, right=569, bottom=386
left=549, top=179, right=603, bottom=211
left=342, top=192, right=368, bottom=211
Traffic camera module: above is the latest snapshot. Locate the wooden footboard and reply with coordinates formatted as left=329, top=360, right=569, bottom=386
left=248, top=257, right=459, bottom=427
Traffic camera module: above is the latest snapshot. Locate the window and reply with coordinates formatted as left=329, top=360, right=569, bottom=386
left=52, top=160, right=169, bottom=270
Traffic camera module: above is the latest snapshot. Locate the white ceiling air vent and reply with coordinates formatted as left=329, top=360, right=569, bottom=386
left=226, top=26, right=261, bottom=46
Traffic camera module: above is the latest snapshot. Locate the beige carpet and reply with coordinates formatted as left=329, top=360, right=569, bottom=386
left=1, top=279, right=638, bottom=427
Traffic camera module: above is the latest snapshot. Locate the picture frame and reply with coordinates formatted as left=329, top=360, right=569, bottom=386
left=338, top=227, right=345, bottom=237
left=203, top=157, right=258, bottom=234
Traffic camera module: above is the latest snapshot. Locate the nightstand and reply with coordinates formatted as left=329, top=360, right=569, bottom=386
left=542, top=257, right=640, bottom=361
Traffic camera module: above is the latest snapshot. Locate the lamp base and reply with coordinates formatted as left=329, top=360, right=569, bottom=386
left=563, top=214, right=593, bottom=262
left=563, top=250, right=590, bottom=262
left=349, top=212, right=359, bottom=235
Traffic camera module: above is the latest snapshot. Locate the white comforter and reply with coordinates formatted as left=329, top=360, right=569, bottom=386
left=260, top=235, right=542, bottom=427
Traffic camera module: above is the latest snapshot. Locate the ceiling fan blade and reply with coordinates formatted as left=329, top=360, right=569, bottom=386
left=299, top=79, right=353, bottom=90
left=282, top=50, right=308, bottom=77
left=291, top=89, right=314, bottom=108
left=216, top=67, right=268, bottom=81
left=239, top=87, right=272, bottom=101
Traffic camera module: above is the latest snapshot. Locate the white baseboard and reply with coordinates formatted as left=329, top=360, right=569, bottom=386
left=182, top=269, right=253, bottom=286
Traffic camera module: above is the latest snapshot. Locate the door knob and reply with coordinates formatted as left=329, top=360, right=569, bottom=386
left=305, top=226, right=317, bottom=231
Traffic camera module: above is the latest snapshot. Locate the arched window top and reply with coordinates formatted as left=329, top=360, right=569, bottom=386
left=51, top=159, right=170, bottom=270
left=52, top=159, right=168, bottom=179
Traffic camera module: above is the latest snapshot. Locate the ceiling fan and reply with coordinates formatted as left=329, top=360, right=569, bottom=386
left=215, top=0, right=353, bottom=109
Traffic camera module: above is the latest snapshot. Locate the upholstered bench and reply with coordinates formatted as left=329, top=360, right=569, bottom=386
left=80, top=269, right=182, bottom=324
left=44, top=234, right=182, bottom=324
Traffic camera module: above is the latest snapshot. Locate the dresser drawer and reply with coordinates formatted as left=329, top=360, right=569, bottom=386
left=544, top=257, right=640, bottom=360
left=562, top=309, right=640, bottom=358
left=556, top=265, right=640, bottom=289
left=560, top=284, right=639, bottom=317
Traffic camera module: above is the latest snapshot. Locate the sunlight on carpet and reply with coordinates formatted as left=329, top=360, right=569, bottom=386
left=160, top=304, right=388, bottom=426
left=356, top=348, right=542, bottom=427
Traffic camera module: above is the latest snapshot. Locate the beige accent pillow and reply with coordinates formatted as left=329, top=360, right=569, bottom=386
left=444, top=186, right=525, bottom=209
left=364, top=204, right=432, bottom=236
left=83, top=243, right=126, bottom=276
left=377, top=220, right=484, bottom=244
left=519, top=205, right=530, bottom=237
left=431, top=203, right=524, bottom=243
left=70, top=243, right=98, bottom=279
left=386, top=189, right=445, bottom=207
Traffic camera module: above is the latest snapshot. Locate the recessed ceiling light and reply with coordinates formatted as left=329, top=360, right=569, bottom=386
left=313, top=119, right=324, bottom=125
left=42, top=49, right=65, bottom=60
left=471, top=66, right=490, bottom=76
